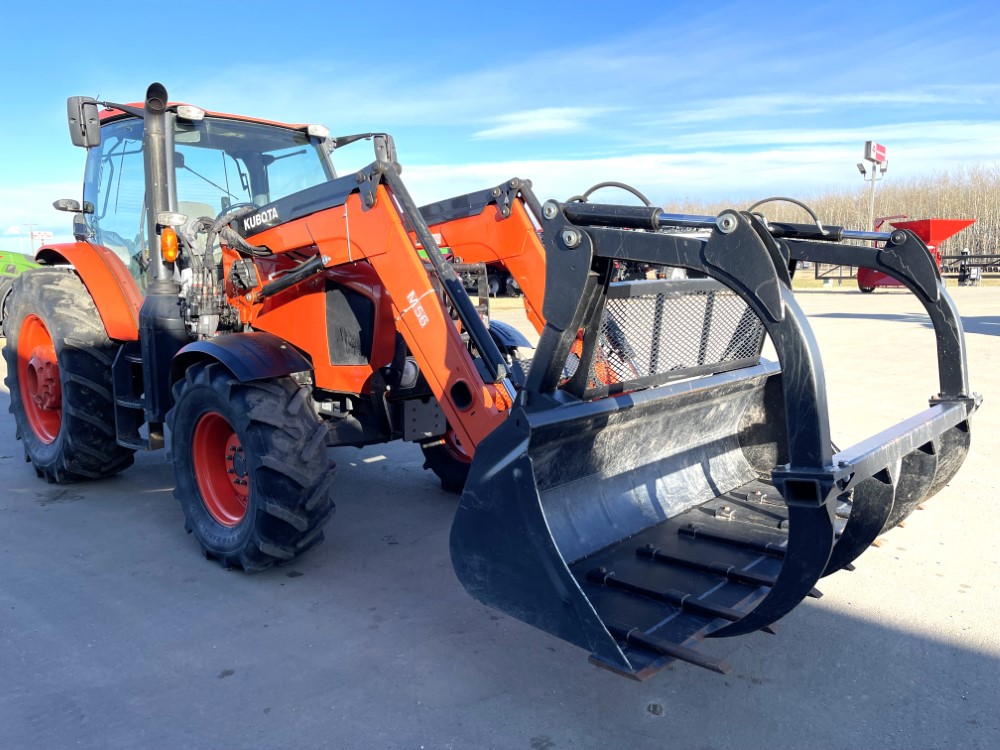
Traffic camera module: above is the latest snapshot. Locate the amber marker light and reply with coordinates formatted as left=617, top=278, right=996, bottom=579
left=161, top=226, right=179, bottom=263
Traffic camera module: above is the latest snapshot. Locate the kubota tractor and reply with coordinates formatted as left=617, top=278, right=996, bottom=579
left=2, top=84, right=979, bottom=679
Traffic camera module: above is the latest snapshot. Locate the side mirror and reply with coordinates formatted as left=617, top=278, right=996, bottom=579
left=53, top=198, right=94, bottom=214
left=67, top=96, right=101, bottom=148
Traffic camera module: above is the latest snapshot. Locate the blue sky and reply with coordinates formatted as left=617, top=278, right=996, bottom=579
left=1, top=0, right=998, bottom=251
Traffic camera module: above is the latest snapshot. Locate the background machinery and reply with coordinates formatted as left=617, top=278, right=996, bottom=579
left=0, top=251, right=39, bottom=328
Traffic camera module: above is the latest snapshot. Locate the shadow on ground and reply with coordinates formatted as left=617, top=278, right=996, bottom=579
left=811, top=310, right=1000, bottom=337
left=0, top=436, right=996, bottom=750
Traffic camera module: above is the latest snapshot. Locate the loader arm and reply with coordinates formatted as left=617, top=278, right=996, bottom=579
left=420, top=181, right=548, bottom=335
left=237, top=163, right=516, bottom=457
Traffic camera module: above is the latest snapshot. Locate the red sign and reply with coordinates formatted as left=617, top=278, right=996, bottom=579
left=864, top=141, right=886, bottom=163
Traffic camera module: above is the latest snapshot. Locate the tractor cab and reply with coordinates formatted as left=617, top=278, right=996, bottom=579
left=69, top=103, right=337, bottom=286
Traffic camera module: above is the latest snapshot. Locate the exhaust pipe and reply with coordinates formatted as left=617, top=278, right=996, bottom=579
left=138, top=83, right=187, bottom=429
left=143, top=82, right=173, bottom=290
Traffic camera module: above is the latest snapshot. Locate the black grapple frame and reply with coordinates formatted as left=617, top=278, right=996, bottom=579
left=451, top=193, right=979, bottom=679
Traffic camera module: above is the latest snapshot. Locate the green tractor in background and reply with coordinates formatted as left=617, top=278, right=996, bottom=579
left=0, top=251, right=40, bottom=332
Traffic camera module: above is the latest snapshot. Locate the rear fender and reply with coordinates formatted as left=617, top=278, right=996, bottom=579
left=36, top=242, right=142, bottom=341
left=171, top=331, right=313, bottom=386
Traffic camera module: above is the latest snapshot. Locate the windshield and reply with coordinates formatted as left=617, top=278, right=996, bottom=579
left=83, top=114, right=336, bottom=281
left=173, top=116, right=334, bottom=215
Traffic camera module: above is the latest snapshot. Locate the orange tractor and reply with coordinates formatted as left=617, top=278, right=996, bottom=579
left=2, top=84, right=979, bottom=678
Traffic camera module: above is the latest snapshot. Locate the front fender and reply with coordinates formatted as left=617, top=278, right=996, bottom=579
left=490, top=319, right=533, bottom=350
left=171, top=331, right=313, bottom=385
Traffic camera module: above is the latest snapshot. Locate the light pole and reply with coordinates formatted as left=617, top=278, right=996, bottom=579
left=857, top=146, right=888, bottom=232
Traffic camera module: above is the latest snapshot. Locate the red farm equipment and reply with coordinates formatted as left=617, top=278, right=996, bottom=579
left=858, top=218, right=976, bottom=292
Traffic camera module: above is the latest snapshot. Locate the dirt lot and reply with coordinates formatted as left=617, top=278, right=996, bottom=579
left=1, top=285, right=997, bottom=749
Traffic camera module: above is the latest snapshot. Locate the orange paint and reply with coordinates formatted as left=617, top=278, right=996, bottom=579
left=426, top=199, right=547, bottom=334
left=223, top=187, right=515, bottom=456
left=36, top=242, right=142, bottom=341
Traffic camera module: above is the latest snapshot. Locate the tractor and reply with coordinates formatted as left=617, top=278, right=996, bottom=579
left=2, top=84, right=979, bottom=678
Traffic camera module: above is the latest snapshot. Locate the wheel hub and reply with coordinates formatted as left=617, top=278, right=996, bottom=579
left=26, top=348, right=62, bottom=411
left=226, top=441, right=250, bottom=496
left=18, top=313, right=62, bottom=445
left=193, top=412, right=250, bottom=526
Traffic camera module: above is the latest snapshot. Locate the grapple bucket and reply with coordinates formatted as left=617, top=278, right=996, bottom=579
left=451, top=201, right=979, bottom=679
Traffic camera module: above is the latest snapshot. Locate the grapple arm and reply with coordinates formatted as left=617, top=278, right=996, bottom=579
left=451, top=202, right=979, bottom=678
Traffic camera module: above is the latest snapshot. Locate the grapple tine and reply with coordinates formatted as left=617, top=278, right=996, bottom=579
left=823, top=469, right=896, bottom=576
left=606, top=624, right=732, bottom=675
left=880, top=443, right=937, bottom=532
left=707, top=503, right=835, bottom=638
left=924, top=423, right=971, bottom=499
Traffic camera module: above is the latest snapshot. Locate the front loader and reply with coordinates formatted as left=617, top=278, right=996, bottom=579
left=2, top=83, right=978, bottom=679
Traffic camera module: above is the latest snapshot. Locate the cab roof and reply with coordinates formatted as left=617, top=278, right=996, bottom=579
left=98, top=102, right=309, bottom=131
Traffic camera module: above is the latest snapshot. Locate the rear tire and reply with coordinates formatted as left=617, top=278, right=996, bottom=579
left=859, top=286, right=875, bottom=293
left=167, top=362, right=336, bottom=571
left=420, top=425, right=471, bottom=493
left=2, top=268, right=135, bottom=482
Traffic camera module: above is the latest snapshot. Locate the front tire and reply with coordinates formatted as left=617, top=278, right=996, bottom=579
left=167, top=362, right=336, bottom=571
left=2, top=268, right=135, bottom=482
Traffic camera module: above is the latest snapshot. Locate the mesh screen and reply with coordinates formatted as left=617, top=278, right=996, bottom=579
left=569, top=282, right=765, bottom=391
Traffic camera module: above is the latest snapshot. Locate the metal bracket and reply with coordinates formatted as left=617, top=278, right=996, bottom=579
left=701, top=213, right=785, bottom=324
left=771, top=464, right=853, bottom=508
left=878, top=230, right=941, bottom=304
left=491, top=177, right=531, bottom=221
left=929, top=393, right=982, bottom=411
left=356, top=162, right=388, bottom=212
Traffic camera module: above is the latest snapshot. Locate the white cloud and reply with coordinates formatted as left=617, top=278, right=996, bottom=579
left=662, top=89, right=995, bottom=126
left=402, top=141, right=1000, bottom=210
left=472, top=107, right=609, bottom=140
left=634, top=120, right=1000, bottom=152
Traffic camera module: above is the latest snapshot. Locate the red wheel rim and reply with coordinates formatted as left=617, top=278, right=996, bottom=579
left=442, top=426, right=471, bottom=465
left=18, top=314, right=62, bottom=444
left=193, top=412, right=249, bottom=526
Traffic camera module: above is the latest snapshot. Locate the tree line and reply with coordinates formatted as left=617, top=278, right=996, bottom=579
left=664, top=164, right=998, bottom=257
